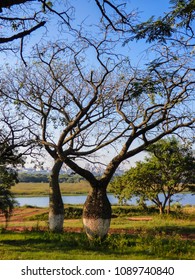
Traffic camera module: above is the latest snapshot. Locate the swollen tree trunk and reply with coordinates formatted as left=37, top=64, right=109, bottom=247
left=62, top=157, right=115, bottom=240
left=49, top=159, right=64, bottom=232
left=83, top=186, right=111, bottom=240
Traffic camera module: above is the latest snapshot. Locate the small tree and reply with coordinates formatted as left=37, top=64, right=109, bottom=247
left=0, top=104, right=26, bottom=226
left=110, top=137, right=195, bottom=214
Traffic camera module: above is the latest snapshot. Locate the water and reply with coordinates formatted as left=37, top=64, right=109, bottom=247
left=15, top=193, right=194, bottom=207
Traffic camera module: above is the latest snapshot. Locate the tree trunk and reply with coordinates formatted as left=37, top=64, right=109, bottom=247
left=83, top=186, right=111, bottom=240
left=49, top=159, right=64, bottom=232
left=167, top=197, right=171, bottom=214
left=159, top=202, right=164, bottom=215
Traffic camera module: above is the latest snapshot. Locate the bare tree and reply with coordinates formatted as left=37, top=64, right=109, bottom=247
left=0, top=1, right=77, bottom=186
left=0, top=0, right=139, bottom=165
left=1, top=37, right=124, bottom=231
left=2, top=34, right=195, bottom=237
left=1, top=1, right=195, bottom=238
left=77, top=51, right=195, bottom=239
left=95, top=0, right=136, bottom=32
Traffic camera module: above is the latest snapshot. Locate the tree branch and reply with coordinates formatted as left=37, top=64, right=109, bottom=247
left=0, top=21, right=46, bottom=44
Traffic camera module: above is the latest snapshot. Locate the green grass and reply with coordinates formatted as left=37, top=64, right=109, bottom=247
left=0, top=230, right=194, bottom=260
left=11, top=182, right=90, bottom=196
left=0, top=206, right=194, bottom=260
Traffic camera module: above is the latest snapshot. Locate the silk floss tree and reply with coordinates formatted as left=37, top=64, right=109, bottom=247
left=1, top=0, right=195, bottom=238
left=2, top=37, right=126, bottom=232
left=3, top=39, right=195, bottom=238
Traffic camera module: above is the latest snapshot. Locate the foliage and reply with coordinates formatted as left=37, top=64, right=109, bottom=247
left=125, top=0, right=195, bottom=44
left=0, top=125, right=24, bottom=225
left=110, top=137, right=195, bottom=214
left=18, top=173, right=49, bottom=183
left=0, top=165, right=18, bottom=188
left=0, top=106, right=27, bottom=166
left=0, top=117, right=24, bottom=224
left=0, top=165, right=18, bottom=225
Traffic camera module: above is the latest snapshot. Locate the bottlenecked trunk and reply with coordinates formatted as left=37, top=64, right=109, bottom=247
left=61, top=157, right=115, bottom=239
left=49, top=159, right=64, bottom=232
left=83, top=186, right=111, bottom=240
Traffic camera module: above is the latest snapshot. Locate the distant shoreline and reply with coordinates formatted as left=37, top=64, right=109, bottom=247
left=11, top=182, right=90, bottom=197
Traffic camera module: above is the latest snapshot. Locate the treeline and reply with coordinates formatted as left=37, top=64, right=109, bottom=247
left=18, top=173, right=84, bottom=183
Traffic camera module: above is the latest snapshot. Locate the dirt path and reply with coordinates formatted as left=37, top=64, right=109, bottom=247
left=1, top=226, right=194, bottom=240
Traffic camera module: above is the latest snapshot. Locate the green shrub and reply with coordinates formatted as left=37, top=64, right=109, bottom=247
left=111, top=205, right=158, bottom=217
left=64, top=207, right=82, bottom=219
left=27, top=206, right=83, bottom=221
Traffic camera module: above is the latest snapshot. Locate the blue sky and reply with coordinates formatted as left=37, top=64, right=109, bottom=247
left=74, top=0, right=171, bottom=22
left=1, top=0, right=172, bottom=64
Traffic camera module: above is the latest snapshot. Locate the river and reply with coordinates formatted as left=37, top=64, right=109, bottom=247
left=15, top=193, right=195, bottom=207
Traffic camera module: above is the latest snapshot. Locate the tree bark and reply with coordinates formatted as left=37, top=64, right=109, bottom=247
left=48, top=159, right=64, bottom=232
left=83, top=185, right=111, bottom=240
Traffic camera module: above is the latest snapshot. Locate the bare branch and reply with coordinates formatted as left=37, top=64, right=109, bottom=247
left=0, top=21, right=46, bottom=44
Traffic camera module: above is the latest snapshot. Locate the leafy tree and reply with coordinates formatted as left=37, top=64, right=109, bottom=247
left=0, top=104, right=25, bottom=225
left=0, top=165, right=18, bottom=226
left=110, top=137, right=195, bottom=214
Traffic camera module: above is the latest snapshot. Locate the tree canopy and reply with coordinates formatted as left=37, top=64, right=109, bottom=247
left=109, top=137, right=195, bottom=213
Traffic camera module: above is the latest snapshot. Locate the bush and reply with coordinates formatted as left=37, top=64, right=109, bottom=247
left=27, top=206, right=83, bottom=221
left=111, top=205, right=158, bottom=217
left=64, top=207, right=82, bottom=219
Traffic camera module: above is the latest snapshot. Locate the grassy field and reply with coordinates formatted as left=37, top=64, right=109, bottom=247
left=0, top=205, right=194, bottom=260
left=1, top=183, right=194, bottom=259
left=11, top=182, right=90, bottom=196
left=0, top=230, right=194, bottom=260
